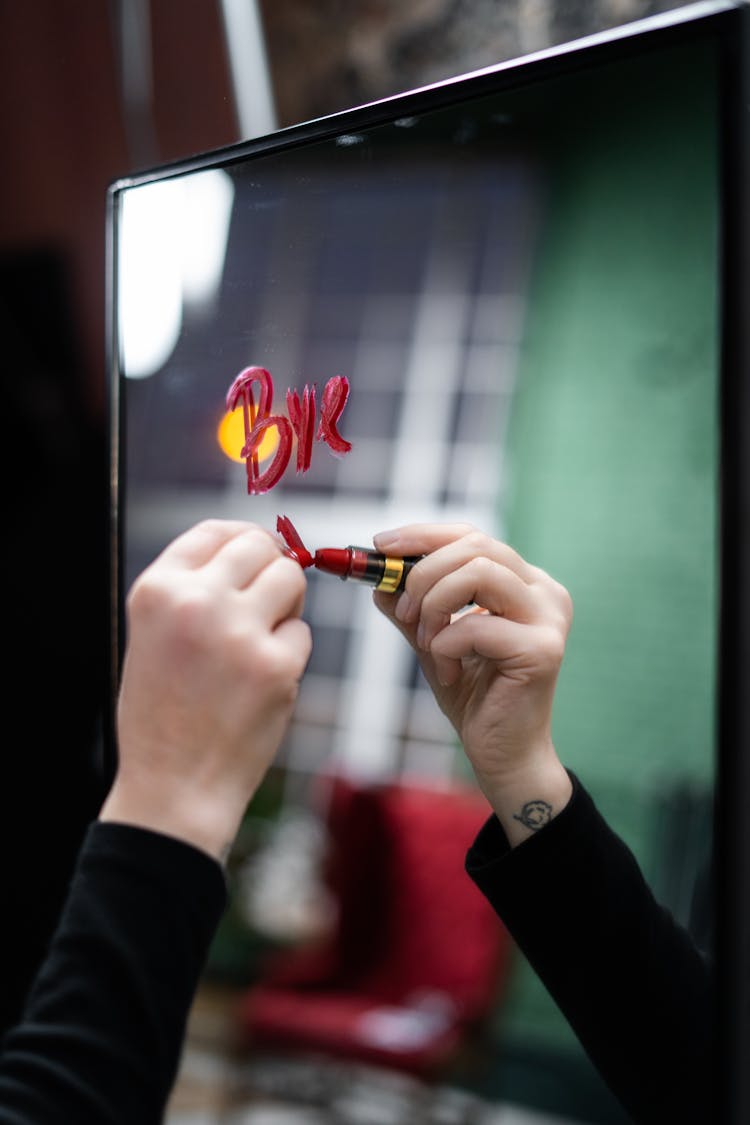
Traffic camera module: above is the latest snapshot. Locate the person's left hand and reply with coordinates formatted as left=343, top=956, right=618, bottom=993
left=100, top=519, right=312, bottom=862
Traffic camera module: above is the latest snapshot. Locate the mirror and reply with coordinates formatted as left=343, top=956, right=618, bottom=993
left=110, top=11, right=731, bottom=1123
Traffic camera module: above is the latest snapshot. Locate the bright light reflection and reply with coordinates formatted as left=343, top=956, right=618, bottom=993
left=119, top=169, right=235, bottom=379
left=217, top=406, right=280, bottom=464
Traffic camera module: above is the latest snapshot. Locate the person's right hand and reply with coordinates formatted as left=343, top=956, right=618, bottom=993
left=99, top=519, right=312, bottom=863
left=372, top=523, right=573, bottom=843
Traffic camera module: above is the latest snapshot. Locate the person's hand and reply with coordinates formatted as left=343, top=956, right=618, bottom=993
left=372, top=523, right=573, bottom=843
left=99, top=520, right=312, bottom=862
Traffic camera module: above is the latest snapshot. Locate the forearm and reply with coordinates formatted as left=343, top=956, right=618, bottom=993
left=466, top=775, right=713, bottom=1124
left=0, top=823, right=226, bottom=1125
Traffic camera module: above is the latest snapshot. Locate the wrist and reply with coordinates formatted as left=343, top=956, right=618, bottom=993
left=472, top=749, right=573, bottom=848
left=99, top=774, right=242, bottom=865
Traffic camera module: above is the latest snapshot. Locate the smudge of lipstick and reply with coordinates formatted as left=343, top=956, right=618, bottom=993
left=276, top=514, right=313, bottom=569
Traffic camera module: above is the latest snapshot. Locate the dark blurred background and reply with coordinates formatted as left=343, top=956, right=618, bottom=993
left=0, top=0, right=683, bottom=1041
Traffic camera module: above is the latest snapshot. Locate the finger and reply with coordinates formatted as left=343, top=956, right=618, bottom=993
left=431, top=612, right=563, bottom=675
left=373, top=522, right=476, bottom=555
left=428, top=614, right=530, bottom=689
left=272, top=617, right=313, bottom=679
left=415, top=530, right=535, bottom=595
left=423, top=607, right=495, bottom=689
left=374, top=524, right=535, bottom=585
left=156, top=519, right=264, bottom=570
left=430, top=649, right=462, bottom=689
left=203, top=525, right=282, bottom=589
left=375, top=528, right=537, bottom=633
left=418, top=558, right=539, bottom=651
left=240, top=554, right=309, bottom=628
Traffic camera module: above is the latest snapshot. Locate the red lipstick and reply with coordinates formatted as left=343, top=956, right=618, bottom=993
left=276, top=516, right=422, bottom=593
left=313, top=545, right=421, bottom=593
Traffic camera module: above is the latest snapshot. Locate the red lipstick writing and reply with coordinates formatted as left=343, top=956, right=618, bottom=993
left=226, top=367, right=352, bottom=494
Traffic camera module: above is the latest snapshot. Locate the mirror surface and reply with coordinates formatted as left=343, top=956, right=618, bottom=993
left=113, top=26, right=719, bottom=1123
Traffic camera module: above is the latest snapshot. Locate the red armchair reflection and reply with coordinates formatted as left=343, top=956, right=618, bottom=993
left=237, top=772, right=514, bottom=1080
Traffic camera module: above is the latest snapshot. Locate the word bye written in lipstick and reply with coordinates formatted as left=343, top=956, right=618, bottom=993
left=225, top=366, right=352, bottom=494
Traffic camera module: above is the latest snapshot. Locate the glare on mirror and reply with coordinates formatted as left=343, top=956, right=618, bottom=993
left=119, top=169, right=234, bottom=378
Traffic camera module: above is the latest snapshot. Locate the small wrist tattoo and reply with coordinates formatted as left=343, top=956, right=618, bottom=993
left=512, top=799, right=552, bottom=831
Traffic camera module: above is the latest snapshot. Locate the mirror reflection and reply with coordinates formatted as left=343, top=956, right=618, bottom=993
left=116, top=33, right=717, bottom=1125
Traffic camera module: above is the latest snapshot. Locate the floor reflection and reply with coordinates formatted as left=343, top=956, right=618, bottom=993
left=165, top=984, right=588, bottom=1125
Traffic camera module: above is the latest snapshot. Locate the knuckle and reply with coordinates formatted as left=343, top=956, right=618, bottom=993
left=462, top=528, right=487, bottom=554
left=532, top=571, right=574, bottom=625
left=275, top=554, right=307, bottom=590
left=126, top=572, right=167, bottom=618
left=537, top=624, right=566, bottom=667
left=469, top=554, right=496, bottom=583
left=231, top=525, right=275, bottom=560
left=194, top=517, right=225, bottom=535
left=192, top=517, right=236, bottom=546
left=557, top=583, right=574, bottom=623
left=243, top=523, right=273, bottom=545
left=454, top=522, right=478, bottom=537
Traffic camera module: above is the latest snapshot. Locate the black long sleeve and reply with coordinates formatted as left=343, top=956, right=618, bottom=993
left=0, top=822, right=227, bottom=1124
left=465, top=774, right=713, bottom=1125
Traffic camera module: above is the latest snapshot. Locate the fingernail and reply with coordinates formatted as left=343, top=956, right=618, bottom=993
left=416, top=621, right=427, bottom=649
left=374, top=529, right=400, bottom=551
